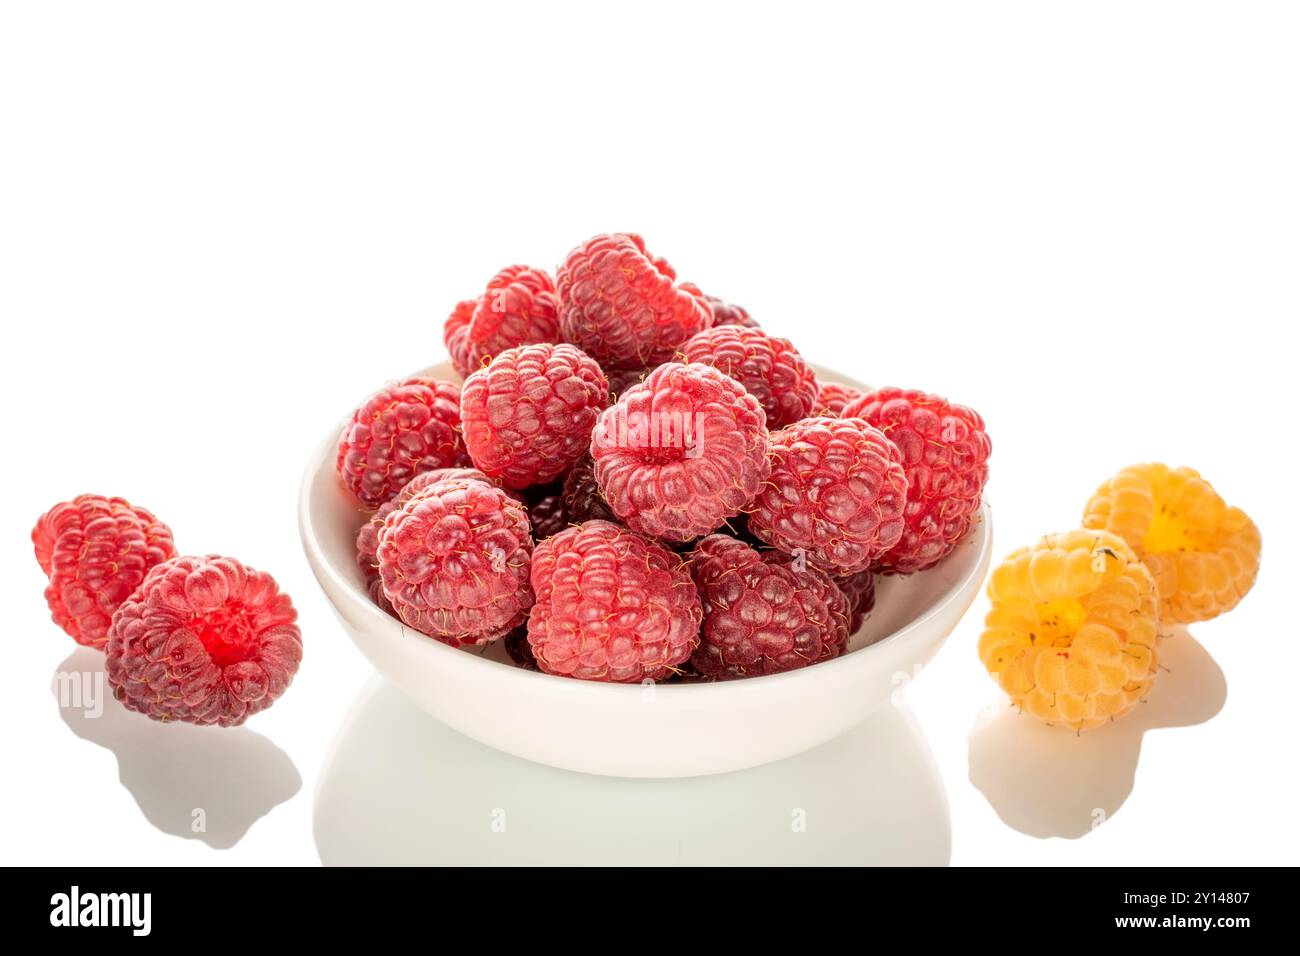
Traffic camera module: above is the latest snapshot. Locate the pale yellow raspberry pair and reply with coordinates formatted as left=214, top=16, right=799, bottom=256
left=979, top=464, right=1259, bottom=731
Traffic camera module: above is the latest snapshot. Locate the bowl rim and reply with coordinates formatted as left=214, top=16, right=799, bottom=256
left=298, top=363, right=992, bottom=700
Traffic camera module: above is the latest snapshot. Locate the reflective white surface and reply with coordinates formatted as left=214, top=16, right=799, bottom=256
left=314, top=676, right=951, bottom=865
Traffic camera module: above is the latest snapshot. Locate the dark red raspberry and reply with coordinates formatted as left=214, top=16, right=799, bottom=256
left=556, top=233, right=713, bottom=371
left=834, top=568, right=876, bottom=635
left=527, top=520, right=701, bottom=682
left=443, top=265, right=560, bottom=378
left=814, top=380, right=864, bottom=417
left=748, top=417, right=908, bottom=574
left=591, top=362, right=770, bottom=542
left=355, top=466, right=502, bottom=612
left=561, top=453, right=618, bottom=524
left=682, top=325, right=818, bottom=429
left=32, top=495, right=177, bottom=648
left=841, top=387, right=991, bottom=574
left=376, top=475, right=532, bottom=645
left=503, top=626, right=538, bottom=670
left=699, top=292, right=758, bottom=329
left=687, top=534, right=851, bottom=680
left=337, top=377, right=470, bottom=509
left=105, top=555, right=302, bottom=727
left=528, top=490, right=568, bottom=540
left=822, top=580, right=853, bottom=659
left=460, top=343, right=609, bottom=489
left=606, top=365, right=650, bottom=398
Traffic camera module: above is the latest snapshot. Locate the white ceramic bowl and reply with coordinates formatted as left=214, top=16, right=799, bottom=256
left=299, top=362, right=992, bottom=778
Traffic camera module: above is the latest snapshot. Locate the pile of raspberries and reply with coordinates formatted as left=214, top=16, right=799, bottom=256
left=342, top=232, right=992, bottom=683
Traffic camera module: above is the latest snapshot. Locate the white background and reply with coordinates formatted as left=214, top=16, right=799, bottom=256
left=2, top=1, right=1296, bottom=866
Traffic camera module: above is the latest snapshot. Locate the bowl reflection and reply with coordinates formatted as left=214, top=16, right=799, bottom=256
left=315, top=677, right=952, bottom=865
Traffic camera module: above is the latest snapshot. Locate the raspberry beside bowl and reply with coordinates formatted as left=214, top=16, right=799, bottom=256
left=298, top=362, right=992, bottom=778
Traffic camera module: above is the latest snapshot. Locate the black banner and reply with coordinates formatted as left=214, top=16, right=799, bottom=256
left=11, top=867, right=1284, bottom=939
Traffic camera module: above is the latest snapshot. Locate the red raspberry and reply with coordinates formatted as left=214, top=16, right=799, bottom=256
left=442, top=299, right=477, bottom=374
left=561, top=454, right=618, bottom=524
left=376, top=475, right=532, bottom=645
left=682, top=325, right=818, bottom=429
left=814, top=380, right=864, bottom=417
left=834, top=569, right=876, bottom=635
left=528, top=490, right=568, bottom=540
left=841, top=387, right=991, bottom=574
left=443, top=265, right=560, bottom=378
left=105, top=555, right=302, bottom=727
left=591, top=362, right=770, bottom=542
left=355, top=467, right=502, bottom=611
left=687, top=534, right=851, bottom=680
left=32, top=495, right=177, bottom=648
left=337, top=377, right=470, bottom=509
left=460, top=343, right=609, bottom=489
left=748, top=417, right=908, bottom=574
left=527, top=520, right=701, bottom=682
left=700, top=293, right=759, bottom=329
left=556, top=233, right=713, bottom=371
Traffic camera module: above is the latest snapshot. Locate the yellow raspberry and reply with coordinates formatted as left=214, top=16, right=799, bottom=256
left=1082, top=463, right=1260, bottom=625
left=978, top=529, right=1159, bottom=730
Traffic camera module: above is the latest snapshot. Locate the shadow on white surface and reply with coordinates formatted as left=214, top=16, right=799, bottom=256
left=52, top=648, right=301, bottom=849
left=968, top=629, right=1225, bottom=839
left=315, top=676, right=952, bottom=865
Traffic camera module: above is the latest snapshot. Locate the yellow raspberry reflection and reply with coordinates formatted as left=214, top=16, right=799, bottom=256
left=978, top=529, right=1160, bottom=731
left=1083, top=463, right=1260, bottom=625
